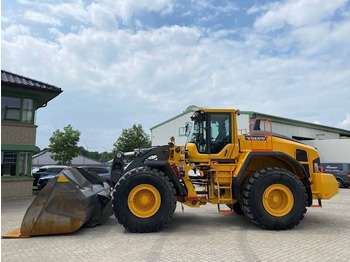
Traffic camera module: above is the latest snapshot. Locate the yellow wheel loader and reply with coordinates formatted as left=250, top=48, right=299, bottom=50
left=111, top=109, right=338, bottom=232
left=2, top=108, right=338, bottom=237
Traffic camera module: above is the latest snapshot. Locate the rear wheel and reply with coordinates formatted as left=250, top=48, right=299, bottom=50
left=112, top=167, right=176, bottom=232
left=227, top=202, right=244, bottom=215
left=241, top=167, right=307, bottom=230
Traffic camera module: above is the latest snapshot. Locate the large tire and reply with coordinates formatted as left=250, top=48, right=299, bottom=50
left=227, top=202, right=244, bottom=215
left=241, top=167, right=307, bottom=230
left=111, top=170, right=123, bottom=185
left=112, top=167, right=176, bottom=233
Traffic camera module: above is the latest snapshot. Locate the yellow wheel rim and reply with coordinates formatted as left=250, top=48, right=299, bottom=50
left=128, top=184, right=161, bottom=218
left=262, top=184, right=294, bottom=217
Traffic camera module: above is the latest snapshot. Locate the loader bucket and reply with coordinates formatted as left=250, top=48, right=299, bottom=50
left=2, top=168, right=113, bottom=238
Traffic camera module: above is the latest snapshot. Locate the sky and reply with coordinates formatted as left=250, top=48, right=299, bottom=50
left=2, top=0, right=350, bottom=153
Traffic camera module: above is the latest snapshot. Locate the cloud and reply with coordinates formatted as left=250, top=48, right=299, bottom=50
left=2, top=0, right=350, bottom=150
left=3, top=23, right=348, bottom=116
left=195, top=0, right=239, bottom=14
left=180, top=0, right=239, bottom=24
left=287, top=19, right=350, bottom=58
left=109, top=0, right=175, bottom=23
left=252, top=0, right=348, bottom=31
left=339, top=113, right=350, bottom=129
left=47, top=0, right=89, bottom=22
left=2, top=24, right=31, bottom=40
left=87, top=3, right=118, bottom=31
left=4, top=0, right=174, bottom=31
left=23, top=10, right=62, bottom=26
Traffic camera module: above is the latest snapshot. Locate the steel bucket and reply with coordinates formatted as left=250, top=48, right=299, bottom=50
left=2, top=168, right=113, bottom=238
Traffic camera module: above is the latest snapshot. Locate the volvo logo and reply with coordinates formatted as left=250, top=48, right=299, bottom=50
left=245, top=136, right=267, bottom=141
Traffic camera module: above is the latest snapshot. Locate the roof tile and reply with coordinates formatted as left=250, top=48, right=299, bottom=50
left=1, top=70, right=62, bottom=93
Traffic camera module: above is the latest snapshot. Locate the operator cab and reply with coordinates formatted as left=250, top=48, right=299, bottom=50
left=186, top=110, right=235, bottom=161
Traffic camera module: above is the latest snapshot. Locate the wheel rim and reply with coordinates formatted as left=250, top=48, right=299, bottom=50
left=262, top=184, right=294, bottom=217
left=128, top=184, right=161, bottom=218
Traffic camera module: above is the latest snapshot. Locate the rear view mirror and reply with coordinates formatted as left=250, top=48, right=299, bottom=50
left=185, top=122, right=192, bottom=137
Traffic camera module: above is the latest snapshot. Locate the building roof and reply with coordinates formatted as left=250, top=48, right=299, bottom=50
left=150, top=106, right=350, bottom=138
left=150, top=106, right=199, bottom=130
left=241, top=111, right=350, bottom=138
left=1, top=70, right=62, bottom=93
left=1, top=70, right=63, bottom=108
left=32, top=150, right=102, bottom=166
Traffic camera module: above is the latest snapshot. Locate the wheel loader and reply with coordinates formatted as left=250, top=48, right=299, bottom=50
left=111, top=109, right=338, bottom=232
left=2, top=108, right=338, bottom=237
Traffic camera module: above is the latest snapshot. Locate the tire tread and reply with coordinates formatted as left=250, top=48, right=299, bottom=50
left=241, top=167, right=307, bottom=230
left=112, top=166, right=176, bottom=233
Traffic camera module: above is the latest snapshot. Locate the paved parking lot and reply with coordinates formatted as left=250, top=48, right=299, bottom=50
left=2, top=189, right=350, bottom=262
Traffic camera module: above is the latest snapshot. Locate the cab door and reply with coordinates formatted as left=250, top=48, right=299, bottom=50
left=208, top=113, right=235, bottom=159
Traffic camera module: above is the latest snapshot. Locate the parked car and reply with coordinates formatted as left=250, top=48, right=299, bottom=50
left=35, top=166, right=112, bottom=190
left=37, top=175, right=58, bottom=189
left=31, top=167, right=40, bottom=175
left=33, top=165, right=68, bottom=188
left=78, top=166, right=112, bottom=186
left=321, top=163, right=350, bottom=188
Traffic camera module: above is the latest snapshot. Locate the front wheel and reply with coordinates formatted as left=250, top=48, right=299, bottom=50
left=112, top=167, right=176, bottom=233
left=241, top=167, right=307, bottom=230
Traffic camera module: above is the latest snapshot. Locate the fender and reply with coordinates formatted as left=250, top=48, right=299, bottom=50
left=232, top=151, right=312, bottom=205
left=111, top=145, right=170, bottom=184
left=144, top=160, right=188, bottom=196
left=118, top=145, right=187, bottom=196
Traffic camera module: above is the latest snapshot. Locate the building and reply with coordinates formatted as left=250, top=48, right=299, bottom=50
left=150, top=106, right=350, bottom=163
left=151, top=105, right=197, bottom=146
left=32, top=150, right=102, bottom=167
left=1, top=70, right=62, bottom=199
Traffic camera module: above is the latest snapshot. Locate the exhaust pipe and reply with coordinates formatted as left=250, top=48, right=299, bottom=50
left=2, top=168, right=113, bottom=238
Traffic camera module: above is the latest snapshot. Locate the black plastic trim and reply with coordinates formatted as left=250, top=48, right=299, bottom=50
left=210, top=159, right=236, bottom=163
left=124, top=145, right=170, bottom=173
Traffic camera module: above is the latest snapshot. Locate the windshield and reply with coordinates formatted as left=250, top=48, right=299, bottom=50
left=187, top=112, right=207, bottom=153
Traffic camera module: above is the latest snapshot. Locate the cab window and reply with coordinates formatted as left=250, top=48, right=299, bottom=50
left=210, top=113, right=231, bottom=154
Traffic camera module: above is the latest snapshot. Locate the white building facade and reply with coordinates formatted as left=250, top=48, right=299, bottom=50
left=151, top=108, right=195, bottom=146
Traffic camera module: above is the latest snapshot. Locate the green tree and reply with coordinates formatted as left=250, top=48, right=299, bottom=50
left=79, top=146, right=100, bottom=161
left=113, top=124, right=151, bottom=153
left=48, top=125, right=81, bottom=165
left=99, top=151, right=115, bottom=163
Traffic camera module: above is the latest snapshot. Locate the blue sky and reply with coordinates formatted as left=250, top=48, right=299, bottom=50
left=2, top=0, right=350, bottom=152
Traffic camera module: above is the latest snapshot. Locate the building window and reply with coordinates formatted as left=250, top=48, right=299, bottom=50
left=22, top=99, right=34, bottom=123
left=1, top=151, right=17, bottom=176
left=1, top=97, right=21, bottom=121
left=1, top=151, right=31, bottom=177
left=18, top=152, right=30, bottom=176
left=1, top=96, right=34, bottom=123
